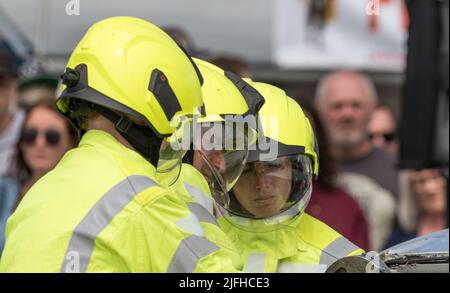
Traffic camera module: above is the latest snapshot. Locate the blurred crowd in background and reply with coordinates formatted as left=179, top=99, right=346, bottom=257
left=0, top=0, right=448, bottom=255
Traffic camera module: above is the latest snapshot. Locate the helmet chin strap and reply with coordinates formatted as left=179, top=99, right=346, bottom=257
left=91, top=104, right=162, bottom=167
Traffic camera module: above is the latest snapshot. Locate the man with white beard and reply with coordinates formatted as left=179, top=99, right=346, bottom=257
left=315, top=71, right=398, bottom=250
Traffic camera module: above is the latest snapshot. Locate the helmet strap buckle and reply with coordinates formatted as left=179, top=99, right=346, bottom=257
left=116, top=117, right=132, bottom=133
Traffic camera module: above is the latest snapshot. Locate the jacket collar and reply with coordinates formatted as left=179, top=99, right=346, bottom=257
left=79, top=129, right=157, bottom=175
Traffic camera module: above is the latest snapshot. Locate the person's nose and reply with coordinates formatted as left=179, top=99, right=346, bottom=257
left=254, top=168, right=272, bottom=191
left=340, top=104, right=356, bottom=118
left=209, top=151, right=226, bottom=173
left=35, top=132, right=47, bottom=148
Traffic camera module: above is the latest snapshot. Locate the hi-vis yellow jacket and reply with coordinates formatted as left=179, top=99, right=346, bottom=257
left=0, top=130, right=241, bottom=273
left=167, top=163, right=243, bottom=271
left=174, top=163, right=365, bottom=273
left=218, top=213, right=365, bottom=273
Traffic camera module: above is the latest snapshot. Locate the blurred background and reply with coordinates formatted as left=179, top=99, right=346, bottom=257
left=0, top=0, right=405, bottom=110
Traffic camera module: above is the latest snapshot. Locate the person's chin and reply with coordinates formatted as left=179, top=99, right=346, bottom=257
left=251, top=197, right=279, bottom=217
left=30, top=160, right=53, bottom=173
left=334, top=132, right=365, bottom=148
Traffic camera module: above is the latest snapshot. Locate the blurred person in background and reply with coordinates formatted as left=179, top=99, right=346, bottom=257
left=336, top=172, right=395, bottom=251
left=385, top=168, right=448, bottom=248
left=209, top=55, right=251, bottom=78
left=0, top=100, right=78, bottom=254
left=315, top=70, right=397, bottom=250
left=302, top=103, right=370, bottom=251
left=368, top=105, right=399, bottom=155
left=365, top=99, right=448, bottom=250
left=368, top=105, right=415, bottom=245
left=163, top=26, right=210, bottom=59
left=315, top=70, right=398, bottom=198
left=0, top=51, right=24, bottom=177
left=162, top=26, right=196, bottom=55
left=18, top=74, right=58, bottom=108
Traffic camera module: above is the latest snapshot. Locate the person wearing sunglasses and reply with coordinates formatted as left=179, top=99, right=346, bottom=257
left=212, top=82, right=364, bottom=273
left=367, top=105, right=399, bottom=155
left=17, top=101, right=79, bottom=198
left=0, top=100, right=78, bottom=254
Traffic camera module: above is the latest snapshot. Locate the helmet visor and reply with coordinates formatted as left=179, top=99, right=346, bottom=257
left=219, top=154, right=313, bottom=219
left=193, top=120, right=256, bottom=201
left=156, top=117, right=192, bottom=186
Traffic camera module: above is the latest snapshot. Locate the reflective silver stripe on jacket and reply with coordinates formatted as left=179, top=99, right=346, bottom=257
left=183, top=182, right=214, bottom=214
left=187, top=202, right=218, bottom=226
left=176, top=201, right=220, bottom=235
left=60, top=175, right=158, bottom=273
left=176, top=213, right=205, bottom=237
left=320, top=237, right=361, bottom=266
left=167, top=235, right=220, bottom=273
left=169, top=185, right=223, bottom=272
left=244, top=253, right=266, bottom=273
